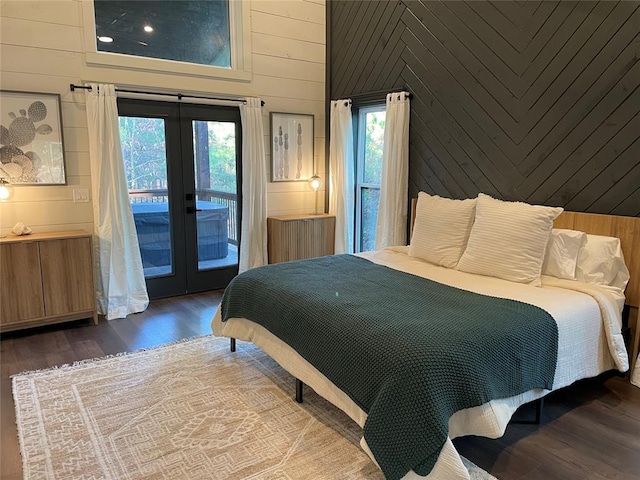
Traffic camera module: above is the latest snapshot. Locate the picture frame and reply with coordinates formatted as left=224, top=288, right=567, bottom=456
left=270, top=112, right=314, bottom=182
left=0, top=90, right=67, bottom=185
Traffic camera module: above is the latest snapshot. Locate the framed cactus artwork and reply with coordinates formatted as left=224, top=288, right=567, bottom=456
left=0, top=90, right=66, bottom=185
left=270, top=112, right=314, bottom=182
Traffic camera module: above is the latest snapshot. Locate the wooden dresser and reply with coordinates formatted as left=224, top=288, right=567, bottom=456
left=267, top=214, right=336, bottom=264
left=0, top=230, right=97, bottom=332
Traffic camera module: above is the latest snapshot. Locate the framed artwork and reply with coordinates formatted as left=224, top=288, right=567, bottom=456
left=0, top=90, right=67, bottom=185
left=270, top=112, right=314, bottom=182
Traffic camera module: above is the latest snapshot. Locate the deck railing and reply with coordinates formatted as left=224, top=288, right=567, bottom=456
left=199, top=189, right=239, bottom=245
left=128, top=188, right=238, bottom=245
left=129, top=189, right=169, bottom=203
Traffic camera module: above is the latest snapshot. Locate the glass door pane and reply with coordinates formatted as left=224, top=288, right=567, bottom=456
left=119, top=116, right=173, bottom=278
left=360, top=187, right=380, bottom=252
left=192, top=120, right=239, bottom=271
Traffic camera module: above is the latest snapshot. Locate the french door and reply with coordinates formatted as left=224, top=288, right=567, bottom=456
left=118, top=99, right=241, bottom=299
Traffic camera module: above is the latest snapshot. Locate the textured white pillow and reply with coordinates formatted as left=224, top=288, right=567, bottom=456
left=575, top=234, right=630, bottom=292
left=457, top=194, right=563, bottom=286
left=409, top=192, right=476, bottom=268
left=542, top=229, right=587, bottom=280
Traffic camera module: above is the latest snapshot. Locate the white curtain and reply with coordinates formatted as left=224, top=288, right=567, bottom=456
left=238, top=98, right=268, bottom=273
left=375, top=91, right=410, bottom=250
left=329, top=100, right=355, bottom=254
left=85, top=84, right=149, bottom=320
left=632, top=355, right=640, bottom=388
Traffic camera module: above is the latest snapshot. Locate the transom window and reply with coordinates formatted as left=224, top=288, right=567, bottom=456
left=355, top=106, right=386, bottom=252
left=82, top=0, right=250, bottom=80
left=93, top=0, right=231, bottom=68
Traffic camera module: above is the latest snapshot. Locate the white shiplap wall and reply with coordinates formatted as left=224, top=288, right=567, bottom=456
left=0, top=0, right=326, bottom=236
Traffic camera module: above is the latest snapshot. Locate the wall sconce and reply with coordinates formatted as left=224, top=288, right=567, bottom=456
left=0, top=178, right=14, bottom=202
left=309, top=174, right=322, bottom=191
left=309, top=174, right=322, bottom=214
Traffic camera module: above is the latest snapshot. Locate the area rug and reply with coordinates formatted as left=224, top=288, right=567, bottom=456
left=13, top=335, right=497, bottom=480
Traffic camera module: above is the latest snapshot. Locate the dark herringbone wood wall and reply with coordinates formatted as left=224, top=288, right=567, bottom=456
left=328, top=0, right=640, bottom=216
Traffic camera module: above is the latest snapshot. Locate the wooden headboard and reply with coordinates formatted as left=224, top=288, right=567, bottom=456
left=410, top=199, right=640, bottom=372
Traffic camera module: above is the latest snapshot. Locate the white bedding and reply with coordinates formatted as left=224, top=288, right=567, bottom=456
left=211, top=247, right=628, bottom=479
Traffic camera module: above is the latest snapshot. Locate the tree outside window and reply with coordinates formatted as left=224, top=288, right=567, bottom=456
left=119, top=117, right=236, bottom=196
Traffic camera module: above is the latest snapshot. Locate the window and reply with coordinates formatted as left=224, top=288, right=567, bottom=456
left=82, top=0, right=251, bottom=81
left=355, top=106, right=386, bottom=252
left=94, top=1, right=231, bottom=68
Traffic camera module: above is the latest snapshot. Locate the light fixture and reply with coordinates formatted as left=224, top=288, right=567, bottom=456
left=0, top=178, right=15, bottom=202
left=98, top=36, right=114, bottom=43
left=143, top=25, right=154, bottom=33
left=309, top=174, right=322, bottom=192
left=309, top=175, right=322, bottom=214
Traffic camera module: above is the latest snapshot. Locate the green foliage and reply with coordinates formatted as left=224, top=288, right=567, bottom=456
left=119, top=117, right=237, bottom=194
left=358, top=110, right=385, bottom=251
left=360, top=187, right=380, bottom=251
left=119, top=116, right=167, bottom=190
left=364, top=111, right=385, bottom=184
left=206, top=122, right=236, bottom=194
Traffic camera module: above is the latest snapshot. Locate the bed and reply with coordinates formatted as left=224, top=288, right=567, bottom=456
left=211, top=193, right=639, bottom=480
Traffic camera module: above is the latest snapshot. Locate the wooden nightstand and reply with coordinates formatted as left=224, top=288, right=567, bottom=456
left=267, top=214, right=336, bottom=264
left=0, top=230, right=97, bottom=332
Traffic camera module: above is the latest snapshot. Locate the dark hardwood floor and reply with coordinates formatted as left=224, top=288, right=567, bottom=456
left=2, top=290, right=639, bottom=480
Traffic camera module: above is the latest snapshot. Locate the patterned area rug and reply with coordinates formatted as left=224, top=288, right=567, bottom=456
left=13, top=335, right=497, bottom=480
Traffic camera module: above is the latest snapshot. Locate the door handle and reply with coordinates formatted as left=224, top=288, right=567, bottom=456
left=186, top=206, right=203, bottom=214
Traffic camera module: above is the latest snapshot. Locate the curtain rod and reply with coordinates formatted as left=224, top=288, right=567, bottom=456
left=69, top=84, right=265, bottom=106
left=347, top=88, right=413, bottom=101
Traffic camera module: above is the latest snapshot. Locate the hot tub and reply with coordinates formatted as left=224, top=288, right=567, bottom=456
left=132, top=201, right=229, bottom=268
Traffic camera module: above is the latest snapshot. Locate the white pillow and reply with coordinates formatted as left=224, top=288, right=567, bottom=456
left=542, top=229, right=587, bottom=280
left=456, top=193, right=563, bottom=286
left=409, top=192, right=476, bottom=268
left=575, top=234, right=630, bottom=292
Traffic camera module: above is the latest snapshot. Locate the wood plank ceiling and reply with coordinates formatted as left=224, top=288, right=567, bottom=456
left=329, top=0, right=640, bottom=216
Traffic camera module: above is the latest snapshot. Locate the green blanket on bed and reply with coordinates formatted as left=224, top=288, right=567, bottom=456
left=221, top=255, right=558, bottom=480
